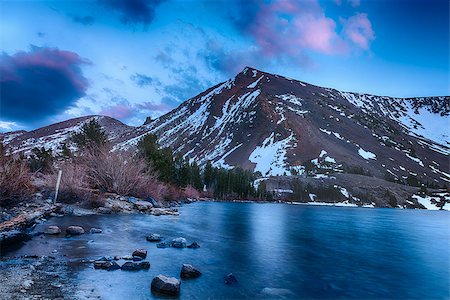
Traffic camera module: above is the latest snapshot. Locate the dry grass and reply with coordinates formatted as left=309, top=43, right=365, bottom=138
left=0, top=144, right=34, bottom=204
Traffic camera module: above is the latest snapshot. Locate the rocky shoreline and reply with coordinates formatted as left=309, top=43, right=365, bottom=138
left=0, top=194, right=191, bottom=255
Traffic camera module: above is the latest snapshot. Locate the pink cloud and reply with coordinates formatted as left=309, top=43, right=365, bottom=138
left=100, top=103, right=134, bottom=119
left=342, top=13, right=375, bottom=50
left=245, top=0, right=350, bottom=58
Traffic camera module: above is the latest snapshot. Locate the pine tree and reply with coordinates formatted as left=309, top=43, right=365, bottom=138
left=29, top=147, right=54, bottom=173
left=71, top=119, right=108, bottom=149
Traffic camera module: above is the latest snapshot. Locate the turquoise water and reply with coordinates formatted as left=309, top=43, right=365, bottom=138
left=8, top=202, right=450, bottom=299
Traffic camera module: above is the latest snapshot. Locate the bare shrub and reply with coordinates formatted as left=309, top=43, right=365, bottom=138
left=182, top=185, right=200, bottom=199
left=164, top=184, right=181, bottom=201
left=45, top=162, right=91, bottom=203
left=0, top=143, right=34, bottom=204
left=82, top=146, right=161, bottom=199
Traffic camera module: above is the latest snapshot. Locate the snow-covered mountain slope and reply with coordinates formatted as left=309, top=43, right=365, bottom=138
left=1, top=116, right=133, bottom=155
left=114, top=67, right=449, bottom=185
left=3, top=67, right=449, bottom=186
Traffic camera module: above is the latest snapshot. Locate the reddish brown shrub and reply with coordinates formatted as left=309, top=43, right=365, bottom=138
left=45, top=162, right=91, bottom=203
left=182, top=185, right=201, bottom=199
left=0, top=143, right=34, bottom=204
left=82, top=146, right=160, bottom=198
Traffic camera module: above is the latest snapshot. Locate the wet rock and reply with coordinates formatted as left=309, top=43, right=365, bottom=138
left=151, top=208, right=179, bottom=216
left=0, top=230, right=31, bottom=246
left=44, top=226, right=61, bottom=235
left=224, top=273, right=238, bottom=285
left=156, top=242, right=171, bottom=248
left=151, top=275, right=181, bottom=296
left=98, top=256, right=114, bottom=261
left=113, top=256, right=121, bottom=260
left=122, top=255, right=133, bottom=260
left=132, top=249, right=147, bottom=259
left=139, top=261, right=151, bottom=269
left=89, top=228, right=102, bottom=234
left=107, top=261, right=121, bottom=271
left=146, top=234, right=162, bottom=242
left=132, top=256, right=143, bottom=261
left=180, top=264, right=201, bottom=279
left=66, top=226, right=85, bottom=235
left=121, top=262, right=141, bottom=271
left=187, top=241, right=200, bottom=249
left=96, top=207, right=112, bottom=214
left=146, top=196, right=159, bottom=208
left=94, top=261, right=120, bottom=271
left=134, top=200, right=153, bottom=211
left=171, top=237, right=187, bottom=248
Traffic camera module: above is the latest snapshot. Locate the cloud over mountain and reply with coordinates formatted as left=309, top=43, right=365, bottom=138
left=0, top=46, right=90, bottom=124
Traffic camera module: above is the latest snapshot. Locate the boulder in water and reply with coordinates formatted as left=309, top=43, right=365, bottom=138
left=66, top=226, right=85, bottom=235
left=89, top=228, right=102, bottom=234
left=224, top=273, right=238, bottom=285
left=156, top=242, right=171, bottom=248
left=151, top=275, right=181, bottom=296
left=132, top=249, right=147, bottom=259
left=121, top=262, right=141, bottom=271
left=146, top=234, right=162, bottom=242
left=94, top=261, right=120, bottom=271
left=180, top=264, right=201, bottom=279
left=139, top=261, right=151, bottom=269
left=44, top=226, right=61, bottom=235
left=187, top=241, right=200, bottom=249
left=171, top=237, right=187, bottom=248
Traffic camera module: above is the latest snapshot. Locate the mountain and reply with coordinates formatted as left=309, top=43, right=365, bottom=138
left=1, top=116, right=132, bottom=154
left=2, top=67, right=449, bottom=189
left=114, top=67, right=449, bottom=187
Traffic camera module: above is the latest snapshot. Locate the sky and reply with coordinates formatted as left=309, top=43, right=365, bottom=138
left=0, top=0, right=448, bottom=132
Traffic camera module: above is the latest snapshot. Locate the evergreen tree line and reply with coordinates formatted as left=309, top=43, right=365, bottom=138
left=137, top=134, right=267, bottom=199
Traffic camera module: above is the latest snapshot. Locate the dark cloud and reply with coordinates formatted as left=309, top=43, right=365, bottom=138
left=130, top=73, right=160, bottom=87
left=98, top=0, right=166, bottom=27
left=72, top=15, right=95, bottom=25
left=0, top=46, right=90, bottom=124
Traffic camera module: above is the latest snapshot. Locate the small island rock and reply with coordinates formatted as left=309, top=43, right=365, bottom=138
left=187, top=242, right=200, bottom=249
left=89, top=228, right=102, bottom=234
left=44, top=226, right=61, bottom=235
left=151, top=275, right=181, bottom=296
left=180, top=264, right=201, bottom=279
left=132, top=249, right=147, bottom=259
left=66, top=226, right=85, bottom=235
left=171, top=237, right=187, bottom=248
left=224, top=273, right=238, bottom=285
left=146, top=234, right=162, bottom=242
left=156, top=242, right=171, bottom=248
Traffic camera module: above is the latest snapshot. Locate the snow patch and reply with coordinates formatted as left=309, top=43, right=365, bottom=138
left=249, top=132, right=295, bottom=176
left=358, top=147, right=376, bottom=160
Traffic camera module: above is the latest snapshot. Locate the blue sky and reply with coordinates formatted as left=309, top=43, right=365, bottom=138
left=0, top=0, right=448, bottom=131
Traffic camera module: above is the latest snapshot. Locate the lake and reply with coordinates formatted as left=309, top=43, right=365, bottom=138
left=5, top=202, right=450, bottom=299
